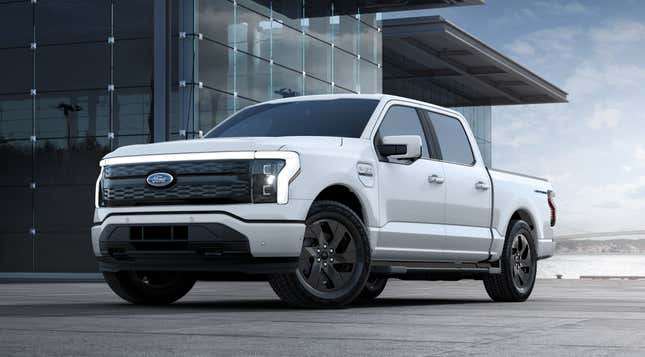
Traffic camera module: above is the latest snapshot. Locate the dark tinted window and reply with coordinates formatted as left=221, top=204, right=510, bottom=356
left=427, top=112, right=474, bottom=165
left=376, top=106, right=429, bottom=159
left=207, top=99, right=378, bottom=138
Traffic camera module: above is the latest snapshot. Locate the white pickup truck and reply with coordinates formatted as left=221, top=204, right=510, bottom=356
left=92, top=94, right=556, bottom=307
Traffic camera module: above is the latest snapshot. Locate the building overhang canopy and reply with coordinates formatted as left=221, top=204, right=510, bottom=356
left=251, top=0, right=483, bottom=18
left=383, top=16, right=568, bottom=106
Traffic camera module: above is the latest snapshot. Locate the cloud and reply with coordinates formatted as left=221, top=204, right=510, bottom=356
left=533, top=0, right=592, bottom=15
left=588, top=107, right=621, bottom=130
left=591, top=20, right=645, bottom=46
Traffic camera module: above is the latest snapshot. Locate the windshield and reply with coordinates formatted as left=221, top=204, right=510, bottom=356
left=206, top=98, right=379, bottom=139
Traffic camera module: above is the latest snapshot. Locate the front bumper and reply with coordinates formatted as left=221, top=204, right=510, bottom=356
left=92, top=211, right=306, bottom=273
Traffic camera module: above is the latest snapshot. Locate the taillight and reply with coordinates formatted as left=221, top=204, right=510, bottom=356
left=547, top=190, right=556, bottom=227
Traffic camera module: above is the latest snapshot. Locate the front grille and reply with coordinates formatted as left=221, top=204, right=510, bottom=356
left=101, top=160, right=252, bottom=207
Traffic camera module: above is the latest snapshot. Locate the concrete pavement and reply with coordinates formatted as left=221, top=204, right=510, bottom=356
left=1, top=279, right=645, bottom=356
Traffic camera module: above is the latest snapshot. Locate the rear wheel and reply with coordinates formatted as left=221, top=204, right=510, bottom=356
left=103, top=271, right=196, bottom=305
left=483, top=220, right=536, bottom=302
left=269, top=201, right=371, bottom=307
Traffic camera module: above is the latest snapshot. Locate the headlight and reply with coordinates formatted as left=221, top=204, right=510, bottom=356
left=94, top=167, right=104, bottom=208
left=251, top=159, right=285, bottom=203
left=254, top=151, right=300, bottom=204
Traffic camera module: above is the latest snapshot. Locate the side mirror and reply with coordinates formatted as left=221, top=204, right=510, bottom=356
left=377, top=135, right=422, bottom=162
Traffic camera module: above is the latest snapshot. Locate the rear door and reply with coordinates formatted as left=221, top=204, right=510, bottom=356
left=373, top=104, right=447, bottom=261
left=421, top=110, right=493, bottom=262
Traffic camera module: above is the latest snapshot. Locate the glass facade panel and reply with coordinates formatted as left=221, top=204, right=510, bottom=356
left=0, top=95, right=32, bottom=140
left=37, top=43, right=108, bottom=92
left=36, top=90, right=110, bottom=139
left=36, top=0, right=109, bottom=45
left=199, top=0, right=234, bottom=45
left=35, top=184, right=95, bottom=233
left=333, top=16, right=357, bottom=53
left=0, top=48, right=32, bottom=95
left=359, top=21, right=379, bottom=64
left=272, top=20, right=302, bottom=70
left=199, top=40, right=235, bottom=94
left=114, top=0, right=154, bottom=39
left=198, top=88, right=235, bottom=132
left=360, top=59, right=378, bottom=94
left=0, top=1, right=32, bottom=49
left=0, top=140, right=32, bottom=186
left=305, top=76, right=331, bottom=95
left=34, top=138, right=109, bottom=186
left=272, top=65, right=303, bottom=99
left=0, top=187, right=32, bottom=233
left=305, top=35, right=331, bottom=82
left=114, top=87, right=153, bottom=137
left=236, top=2, right=271, bottom=59
left=333, top=48, right=357, bottom=92
left=236, top=52, right=271, bottom=102
left=114, top=39, right=154, bottom=88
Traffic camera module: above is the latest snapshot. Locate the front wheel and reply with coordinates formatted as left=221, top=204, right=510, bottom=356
left=483, top=220, right=537, bottom=302
left=269, top=201, right=371, bottom=307
left=103, top=271, right=196, bottom=305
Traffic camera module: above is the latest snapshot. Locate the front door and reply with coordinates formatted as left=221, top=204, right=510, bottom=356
left=373, top=104, right=447, bottom=261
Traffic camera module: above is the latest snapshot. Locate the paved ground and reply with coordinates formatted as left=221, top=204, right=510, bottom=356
left=1, top=279, right=645, bottom=356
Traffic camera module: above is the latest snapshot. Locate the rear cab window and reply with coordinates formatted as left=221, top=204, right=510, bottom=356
left=424, top=111, right=475, bottom=166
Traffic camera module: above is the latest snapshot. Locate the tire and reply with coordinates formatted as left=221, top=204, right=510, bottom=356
left=103, top=271, right=196, bottom=305
left=269, top=200, right=371, bottom=307
left=355, top=275, right=388, bottom=303
left=483, top=220, right=537, bottom=302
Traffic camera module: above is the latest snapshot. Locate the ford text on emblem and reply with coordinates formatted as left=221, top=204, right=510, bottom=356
left=146, top=172, right=174, bottom=188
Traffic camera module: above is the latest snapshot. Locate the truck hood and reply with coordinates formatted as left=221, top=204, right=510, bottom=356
left=103, top=136, right=342, bottom=159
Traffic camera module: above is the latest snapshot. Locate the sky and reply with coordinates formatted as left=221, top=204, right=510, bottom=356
left=385, top=0, right=645, bottom=235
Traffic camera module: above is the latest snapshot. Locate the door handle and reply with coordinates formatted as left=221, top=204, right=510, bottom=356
left=475, top=181, right=490, bottom=190
left=428, top=175, right=445, bottom=184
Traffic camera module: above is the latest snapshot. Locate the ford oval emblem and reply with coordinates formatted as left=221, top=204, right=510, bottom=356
left=146, top=172, right=174, bottom=188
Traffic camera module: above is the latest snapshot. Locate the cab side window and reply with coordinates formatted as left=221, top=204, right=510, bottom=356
left=426, top=112, right=475, bottom=165
left=376, top=106, right=430, bottom=160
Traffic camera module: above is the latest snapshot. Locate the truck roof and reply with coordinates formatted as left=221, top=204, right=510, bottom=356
left=255, top=94, right=464, bottom=119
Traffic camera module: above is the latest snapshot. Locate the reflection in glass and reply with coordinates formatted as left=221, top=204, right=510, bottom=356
left=305, top=34, right=331, bottom=82
left=333, top=15, right=357, bottom=53
left=360, top=59, right=378, bottom=94
left=114, top=39, right=154, bottom=88
left=199, top=0, right=234, bottom=45
left=305, top=76, right=331, bottom=95
left=35, top=184, right=95, bottom=233
left=37, top=43, right=108, bottom=92
left=0, top=2, right=32, bottom=49
left=236, top=52, right=271, bottom=102
left=37, top=0, right=109, bottom=45
left=333, top=48, right=357, bottom=92
left=199, top=88, right=235, bottom=132
left=36, top=90, right=109, bottom=139
left=35, top=233, right=98, bottom=272
left=272, top=65, right=302, bottom=99
left=0, top=49, right=32, bottom=95
left=235, top=3, right=271, bottom=60
left=199, top=40, right=235, bottom=94
left=0, top=187, right=32, bottom=233
left=272, top=20, right=302, bottom=70
left=35, top=137, right=109, bottom=186
left=114, top=0, right=154, bottom=39
left=0, top=140, right=32, bottom=186
left=0, top=95, right=32, bottom=140
left=115, top=87, right=153, bottom=137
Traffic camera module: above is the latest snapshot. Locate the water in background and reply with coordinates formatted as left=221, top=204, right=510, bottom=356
left=538, top=255, right=645, bottom=279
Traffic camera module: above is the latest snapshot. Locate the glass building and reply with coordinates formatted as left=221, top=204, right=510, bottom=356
left=0, top=0, right=566, bottom=275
